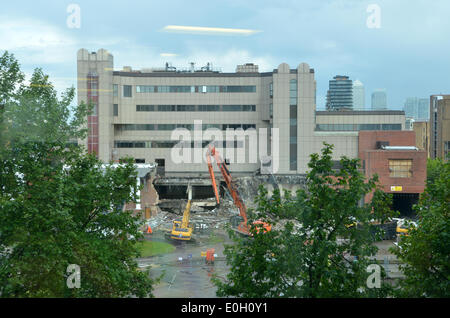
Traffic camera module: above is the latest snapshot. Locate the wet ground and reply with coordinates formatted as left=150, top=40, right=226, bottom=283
left=137, top=209, right=404, bottom=298
left=137, top=228, right=232, bottom=298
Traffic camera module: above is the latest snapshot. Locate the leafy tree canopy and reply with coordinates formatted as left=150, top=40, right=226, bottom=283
left=392, top=158, right=450, bottom=297
left=214, top=143, right=394, bottom=298
left=0, top=51, right=153, bottom=297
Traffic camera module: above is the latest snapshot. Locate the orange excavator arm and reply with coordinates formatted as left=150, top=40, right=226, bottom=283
left=206, top=149, right=220, bottom=205
left=206, top=145, right=249, bottom=234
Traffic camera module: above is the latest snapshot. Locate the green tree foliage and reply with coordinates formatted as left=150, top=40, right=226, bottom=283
left=392, top=159, right=450, bottom=297
left=0, top=51, right=153, bottom=297
left=214, top=143, right=394, bottom=298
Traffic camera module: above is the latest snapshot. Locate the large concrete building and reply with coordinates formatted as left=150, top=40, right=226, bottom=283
left=77, top=48, right=426, bottom=215
left=77, top=49, right=410, bottom=177
left=430, top=94, right=450, bottom=160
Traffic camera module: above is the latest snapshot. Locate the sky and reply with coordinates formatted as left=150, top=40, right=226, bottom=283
left=1, top=0, right=449, bottom=110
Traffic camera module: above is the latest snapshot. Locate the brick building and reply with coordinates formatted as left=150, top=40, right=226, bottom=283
left=359, top=131, right=427, bottom=217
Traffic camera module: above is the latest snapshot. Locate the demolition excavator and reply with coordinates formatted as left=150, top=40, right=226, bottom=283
left=206, top=145, right=271, bottom=236
left=170, top=184, right=193, bottom=241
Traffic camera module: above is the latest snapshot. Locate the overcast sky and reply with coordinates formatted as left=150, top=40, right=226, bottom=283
left=1, top=0, right=449, bottom=109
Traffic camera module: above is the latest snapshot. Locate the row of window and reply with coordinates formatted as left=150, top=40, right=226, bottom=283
left=315, top=123, right=402, bottom=131
left=289, top=79, right=298, bottom=171
left=136, top=104, right=256, bottom=112
left=135, top=85, right=256, bottom=94
left=114, top=140, right=244, bottom=149
left=115, top=123, right=257, bottom=132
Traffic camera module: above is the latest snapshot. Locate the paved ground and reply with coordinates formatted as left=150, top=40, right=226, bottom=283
left=137, top=229, right=231, bottom=298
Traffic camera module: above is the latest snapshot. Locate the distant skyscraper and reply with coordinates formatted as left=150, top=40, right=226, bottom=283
left=371, top=89, right=387, bottom=110
left=418, top=98, right=429, bottom=120
left=326, top=75, right=353, bottom=110
left=352, top=80, right=365, bottom=109
left=404, top=97, right=418, bottom=118
left=404, top=97, right=430, bottom=120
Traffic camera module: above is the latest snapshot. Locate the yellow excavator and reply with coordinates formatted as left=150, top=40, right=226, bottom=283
left=170, top=184, right=193, bottom=241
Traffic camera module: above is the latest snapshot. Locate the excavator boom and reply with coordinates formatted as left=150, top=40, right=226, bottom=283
left=206, top=145, right=250, bottom=234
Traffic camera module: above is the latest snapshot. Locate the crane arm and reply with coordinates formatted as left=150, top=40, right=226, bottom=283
left=207, top=152, right=220, bottom=204
left=181, top=200, right=191, bottom=228
left=206, top=145, right=248, bottom=230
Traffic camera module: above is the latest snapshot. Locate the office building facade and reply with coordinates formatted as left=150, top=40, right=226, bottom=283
left=77, top=49, right=409, bottom=177
left=352, top=80, right=365, bottom=109
left=371, top=89, right=387, bottom=110
left=404, top=97, right=429, bottom=120
left=430, top=94, right=450, bottom=159
left=326, top=75, right=353, bottom=110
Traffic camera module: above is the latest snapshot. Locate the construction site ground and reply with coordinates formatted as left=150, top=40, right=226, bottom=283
left=136, top=204, right=404, bottom=298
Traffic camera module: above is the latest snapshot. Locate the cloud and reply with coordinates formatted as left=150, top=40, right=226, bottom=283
left=0, top=17, right=77, bottom=64
left=110, top=44, right=276, bottom=73
left=161, top=25, right=261, bottom=36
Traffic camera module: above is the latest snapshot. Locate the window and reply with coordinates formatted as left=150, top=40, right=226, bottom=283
left=389, top=159, right=412, bottom=178
left=382, top=124, right=402, bottom=130
left=90, top=82, right=98, bottom=96
left=269, top=82, right=273, bottom=98
left=113, top=104, right=118, bottom=116
left=113, top=84, right=118, bottom=97
left=223, top=105, right=242, bottom=111
left=158, top=105, right=176, bottom=112
left=206, top=105, right=220, bottom=112
left=123, top=85, right=132, bottom=97
left=445, top=141, right=450, bottom=159
left=176, top=105, right=195, bottom=111
left=136, top=105, right=155, bottom=112
left=289, top=79, right=298, bottom=171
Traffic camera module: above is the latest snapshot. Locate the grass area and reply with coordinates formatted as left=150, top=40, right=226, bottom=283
left=136, top=241, right=176, bottom=257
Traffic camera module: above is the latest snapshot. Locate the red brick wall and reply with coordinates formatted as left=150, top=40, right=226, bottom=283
left=358, top=131, right=416, bottom=158
left=363, top=150, right=427, bottom=194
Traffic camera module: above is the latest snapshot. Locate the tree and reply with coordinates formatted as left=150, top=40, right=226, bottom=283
left=392, top=158, right=450, bottom=297
left=214, top=143, right=394, bottom=298
left=0, top=51, right=153, bottom=297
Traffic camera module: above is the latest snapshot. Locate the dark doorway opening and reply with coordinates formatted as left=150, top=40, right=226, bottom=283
left=155, top=159, right=165, bottom=176
left=392, top=193, right=419, bottom=218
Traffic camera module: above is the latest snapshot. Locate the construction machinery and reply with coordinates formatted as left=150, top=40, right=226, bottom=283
left=206, top=145, right=271, bottom=236
left=170, top=184, right=193, bottom=241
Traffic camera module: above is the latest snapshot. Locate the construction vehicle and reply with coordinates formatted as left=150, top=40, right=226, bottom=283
left=206, top=145, right=271, bottom=236
left=170, top=184, right=193, bottom=241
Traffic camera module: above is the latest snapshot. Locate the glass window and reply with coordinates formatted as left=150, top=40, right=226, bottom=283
left=389, top=159, right=412, bottom=178
left=136, top=105, right=155, bottom=112
left=113, top=84, right=118, bottom=97
left=113, top=104, right=118, bottom=116
left=123, top=85, right=132, bottom=97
